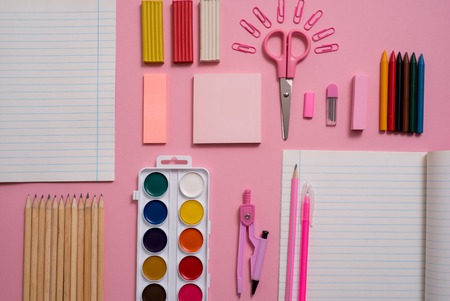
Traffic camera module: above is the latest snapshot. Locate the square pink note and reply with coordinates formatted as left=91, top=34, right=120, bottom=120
left=193, top=74, right=261, bottom=144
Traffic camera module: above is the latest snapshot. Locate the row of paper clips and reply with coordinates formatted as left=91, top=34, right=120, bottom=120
left=232, top=0, right=339, bottom=55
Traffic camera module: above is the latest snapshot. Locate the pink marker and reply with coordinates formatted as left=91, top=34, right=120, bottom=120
left=299, top=183, right=313, bottom=301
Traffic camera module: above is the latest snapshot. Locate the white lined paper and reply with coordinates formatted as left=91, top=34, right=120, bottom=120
left=279, top=150, right=429, bottom=301
left=425, top=151, right=450, bottom=301
left=0, top=0, right=115, bottom=182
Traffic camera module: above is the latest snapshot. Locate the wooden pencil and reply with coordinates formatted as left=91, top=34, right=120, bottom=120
left=63, top=195, right=71, bottom=301
left=49, top=197, right=58, bottom=301
left=84, top=196, right=92, bottom=301
left=98, top=196, right=104, bottom=301
left=43, top=196, right=52, bottom=301
left=23, top=196, right=32, bottom=301
left=70, top=195, right=78, bottom=301
left=30, top=196, right=39, bottom=301
left=77, top=195, right=85, bottom=301
left=56, top=196, right=65, bottom=301
left=91, top=196, right=98, bottom=301
left=37, top=195, right=46, bottom=301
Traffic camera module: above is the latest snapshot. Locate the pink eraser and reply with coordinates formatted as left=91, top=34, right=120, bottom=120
left=326, top=83, right=338, bottom=98
left=351, top=74, right=368, bottom=130
left=303, top=92, right=314, bottom=118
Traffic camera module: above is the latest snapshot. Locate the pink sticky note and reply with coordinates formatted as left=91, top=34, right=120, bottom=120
left=193, top=74, right=261, bottom=144
left=143, top=74, right=167, bottom=143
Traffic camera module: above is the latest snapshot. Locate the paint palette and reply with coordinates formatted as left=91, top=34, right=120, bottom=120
left=133, top=156, right=210, bottom=301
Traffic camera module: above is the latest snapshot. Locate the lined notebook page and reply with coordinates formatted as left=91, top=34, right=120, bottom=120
left=279, top=150, right=427, bottom=301
left=426, top=151, right=450, bottom=301
left=0, top=0, right=115, bottom=182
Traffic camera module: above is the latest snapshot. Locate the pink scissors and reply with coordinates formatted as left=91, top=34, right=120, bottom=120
left=263, top=29, right=311, bottom=140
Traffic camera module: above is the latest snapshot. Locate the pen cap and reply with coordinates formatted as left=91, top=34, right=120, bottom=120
left=301, top=182, right=314, bottom=226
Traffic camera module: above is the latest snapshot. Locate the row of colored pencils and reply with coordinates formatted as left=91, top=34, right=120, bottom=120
left=23, top=194, right=104, bottom=301
left=379, top=51, right=425, bottom=133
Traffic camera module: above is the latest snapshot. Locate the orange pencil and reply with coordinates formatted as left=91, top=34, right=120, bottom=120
left=379, top=51, right=388, bottom=131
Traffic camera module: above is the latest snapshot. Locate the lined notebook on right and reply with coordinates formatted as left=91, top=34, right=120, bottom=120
left=279, top=150, right=450, bottom=301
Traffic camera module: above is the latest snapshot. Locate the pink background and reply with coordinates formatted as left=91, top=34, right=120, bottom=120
left=2, top=0, right=450, bottom=300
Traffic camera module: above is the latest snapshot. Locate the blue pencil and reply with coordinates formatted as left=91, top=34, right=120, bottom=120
left=416, top=54, right=425, bottom=134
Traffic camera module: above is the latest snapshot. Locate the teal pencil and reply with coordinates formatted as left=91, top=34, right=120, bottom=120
left=409, top=53, right=417, bottom=133
left=416, top=54, right=425, bottom=134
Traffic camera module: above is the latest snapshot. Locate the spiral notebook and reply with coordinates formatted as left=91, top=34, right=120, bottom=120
left=0, top=0, right=116, bottom=182
left=279, top=150, right=450, bottom=301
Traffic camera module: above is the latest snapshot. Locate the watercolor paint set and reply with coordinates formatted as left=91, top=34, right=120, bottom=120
left=133, top=156, right=210, bottom=301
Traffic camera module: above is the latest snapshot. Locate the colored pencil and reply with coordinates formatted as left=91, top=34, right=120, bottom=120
left=409, top=53, right=418, bottom=133
left=30, top=196, right=39, bottom=301
left=285, top=165, right=299, bottom=301
left=63, top=195, right=71, bottom=301
left=23, top=196, right=32, bottom=301
left=98, top=196, right=104, bottom=301
left=395, top=52, right=403, bottom=131
left=379, top=51, right=388, bottom=131
left=24, top=193, right=104, bottom=301
left=77, top=196, right=85, bottom=301
left=43, top=197, right=52, bottom=301
left=91, top=196, right=99, bottom=301
left=70, top=196, right=78, bottom=301
left=84, top=196, right=92, bottom=301
left=402, top=53, right=410, bottom=132
left=56, top=196, right=65, bottom=301
left=37, top=195, right=46, bottom=301
left=387, top=51, right=396, bottom=131
left=417, top=54, right=425, bottom=134
left=49, top=197, right=58, bottom=301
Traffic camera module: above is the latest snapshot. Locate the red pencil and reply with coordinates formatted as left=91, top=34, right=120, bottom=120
left=387, top=51, right=396, bottom=131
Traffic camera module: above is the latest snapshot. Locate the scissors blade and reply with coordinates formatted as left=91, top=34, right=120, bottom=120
left=280, top=78, right=292, bottom=140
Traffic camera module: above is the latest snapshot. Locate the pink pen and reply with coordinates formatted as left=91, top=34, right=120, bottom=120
left=299, top=183, right=312, bottom=301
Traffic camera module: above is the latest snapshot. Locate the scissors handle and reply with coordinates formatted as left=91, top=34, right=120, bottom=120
left=263, top=29, right=311, bottom=78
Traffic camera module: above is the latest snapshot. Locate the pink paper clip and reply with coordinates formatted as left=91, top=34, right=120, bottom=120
left=293, top=0, right=304, bottom=24
left=253, top=7, right=272, bottom=28
left=304, top=10, right=323, bottom=31
left=232, top=43, right=256, bottom=54
left=277, top=0, right=285, bottom=23
left=312, top=27, right=335, bottom=42
left=314, top=43, right=339, bottom=54
left=240, top=19, right=260, bottom=38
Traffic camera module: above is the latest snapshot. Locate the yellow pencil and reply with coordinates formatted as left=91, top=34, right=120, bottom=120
left=37, top=195, right=46, bottom=301
left=63, top=195, right=71, bottom=301
left=23, top=196, right=32, bottom=301
left=49, top=197, right=58, bottom=301
left=91, top=196, right=98, bottom=301
left=43, top=196, right=52, bottom=301
left=30, top=196, right=39, bottom=301
left=77, top=195, right=85, bottom=301
left=70, top=195, right=78, bottom=301
left=84, top=196, right=92, bottom=301
left=380, top=50, right=388, bottom=131
left=98, top=196, right=104, bottom=301
left=56, top=196, right=65, bottom=301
